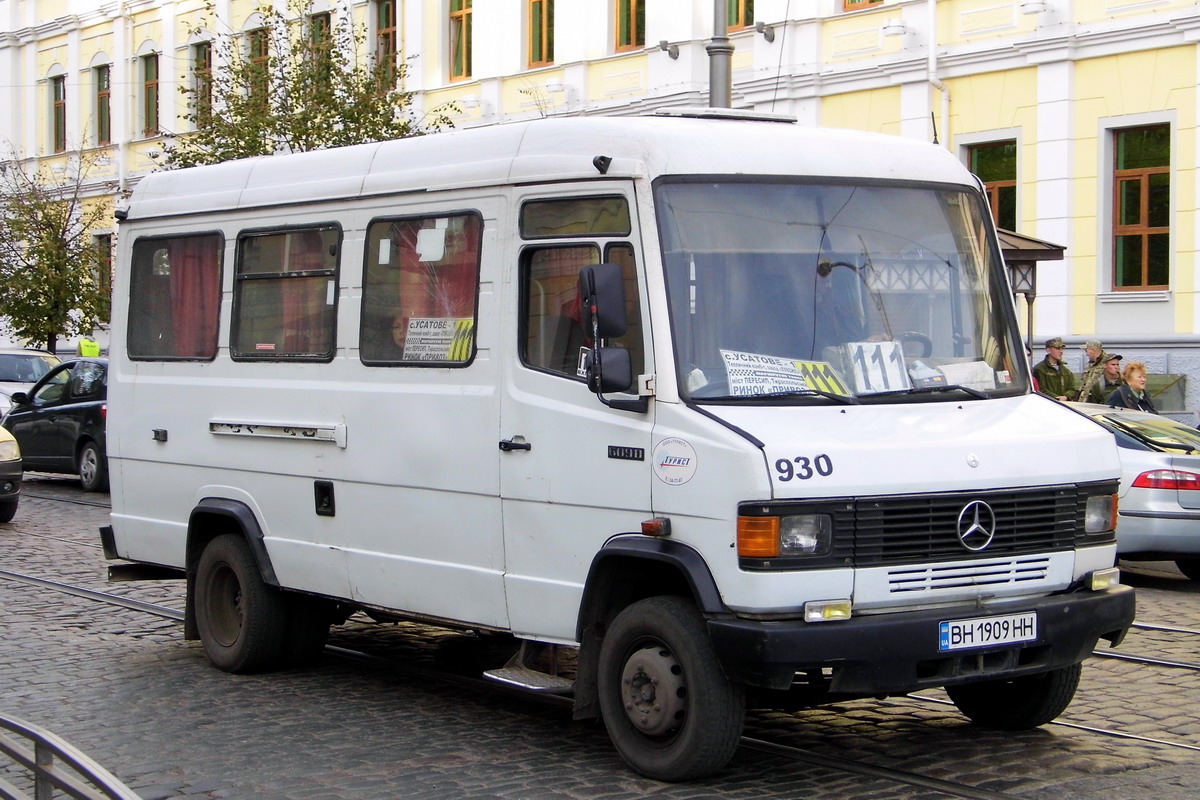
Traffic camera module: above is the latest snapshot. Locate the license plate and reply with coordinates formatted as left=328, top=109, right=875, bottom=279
left=938, top=611, right=1037, bottom=652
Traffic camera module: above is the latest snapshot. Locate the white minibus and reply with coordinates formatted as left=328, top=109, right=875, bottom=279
left=102, top=110, right=1134, bottom=781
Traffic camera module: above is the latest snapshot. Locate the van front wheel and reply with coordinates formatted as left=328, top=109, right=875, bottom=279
left=597, top=596, right=745, bottom=781
left=946, top=662, right=1081, bottom=730
left=195, top=534, right=287, bottom=673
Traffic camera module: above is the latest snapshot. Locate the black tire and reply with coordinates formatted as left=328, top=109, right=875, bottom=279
left=597, top=596, right=745, bottom=781
left=946, top=663, right=1082, bottom=731
left=194, top=534, right=287, bottom=673
left=279, top=594, right=334, bottom=667
left=0, top=499, right=16, bottom=524
left=78, top=441, right=108, bottom=492
left=1176, top=559, right=1200, bottom=581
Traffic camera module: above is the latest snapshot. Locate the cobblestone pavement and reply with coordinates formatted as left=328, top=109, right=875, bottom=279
left=2, top=475, right=1199, bottom=799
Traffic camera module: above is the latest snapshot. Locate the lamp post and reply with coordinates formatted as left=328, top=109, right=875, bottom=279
left=1007, top=261, right=1037, bottom=352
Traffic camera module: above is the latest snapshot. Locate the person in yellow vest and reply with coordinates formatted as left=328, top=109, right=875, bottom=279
left=77, top=338, right=101, bottom=357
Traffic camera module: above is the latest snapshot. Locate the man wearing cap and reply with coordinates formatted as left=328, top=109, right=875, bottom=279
left=1083, top=353, right=1123, bottom=404
left=1076, top=340, right=1108, bottom=402
left=1033, top=337, right=1076, bottom=401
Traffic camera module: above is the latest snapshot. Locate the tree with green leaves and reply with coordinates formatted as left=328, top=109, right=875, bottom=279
left=0, top=155, right=113, bottom=354
left=156, top=0, right=454, bottom=169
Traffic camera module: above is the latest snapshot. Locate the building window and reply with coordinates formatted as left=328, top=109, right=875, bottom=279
left=615, top=0, right=645, bottom=52
left=361, top=213, right=482, bottom=365
left=842, top=0, right=884, bottom=10
left=192, top=42, right=213, bottom=128
left=727, top=0, right=753, bottom=31
left=128, top=233, right=224, bottom=360
left=142, top=54, right=159, bottom=137
left=1113, top=125, right=1170, bottom=290
left=310, top=11, right=334, bottom=88
left=376, top=1, right=397, bottom=88
left=95, top=66, right=111, bottom=146
left=247, top=29, right=270, bottom=103
left=968, top=141, right=1017, bottom=231
left=528, top=0, right=554, bottom=68
left=232, top=226, right=341, bottom=361
left=51, top=75, right=67, bottom=152
left=94, top=234, right=113, bottom=323
left=450, top=0, right=472, bottom=81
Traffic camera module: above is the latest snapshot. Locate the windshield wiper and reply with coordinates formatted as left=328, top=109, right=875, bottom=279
left=749, top=388, right=862, bottom=405
left=904, top=383, right=989, bottom=399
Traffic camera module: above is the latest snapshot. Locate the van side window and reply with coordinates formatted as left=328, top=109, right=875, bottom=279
left=520, top=196, right=631, bottom=238
left=231, top=226, right=340, bottom=361
left=361, top=213, right=482, bottom=365
left=128, top=233, right=223, bottom=360
left=522, top=243, right=644, bottom=379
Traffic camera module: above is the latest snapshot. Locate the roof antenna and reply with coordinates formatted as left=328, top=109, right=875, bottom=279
left=930, top=111, right=939, bottom=145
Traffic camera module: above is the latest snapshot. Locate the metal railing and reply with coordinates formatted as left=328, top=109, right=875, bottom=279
left=0, top=715, right=140, bottom=800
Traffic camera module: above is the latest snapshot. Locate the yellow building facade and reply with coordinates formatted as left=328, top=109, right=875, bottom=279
left=2, top=0, right=1199, bottom=409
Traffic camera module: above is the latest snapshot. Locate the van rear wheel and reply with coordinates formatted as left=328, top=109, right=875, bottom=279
left=946, top=663, right=1081, bottom=730
left=597, top=596, right=744, bottom=781
left=195, top=534, right=287, bottom=673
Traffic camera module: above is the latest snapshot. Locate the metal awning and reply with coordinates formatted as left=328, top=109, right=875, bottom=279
left=997, top=228, right=1065, bottom=264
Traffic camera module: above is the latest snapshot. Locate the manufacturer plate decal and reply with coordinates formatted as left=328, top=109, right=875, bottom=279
left=653, top=438, right=697, bottom=486
left=608, top=446, right=645, bottom=461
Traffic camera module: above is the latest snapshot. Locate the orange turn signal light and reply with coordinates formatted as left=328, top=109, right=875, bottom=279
left=737, top=516, right=779, bottom=558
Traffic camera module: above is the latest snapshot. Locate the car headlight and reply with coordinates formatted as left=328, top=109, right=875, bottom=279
left=0, top=439, right=19, bottom=461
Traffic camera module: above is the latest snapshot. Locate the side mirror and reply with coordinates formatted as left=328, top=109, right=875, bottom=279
left=578, top=263, right=628, bottom=340
left=9, top=392, right=28, bottom=406
left=585, top=347, right=634, bottom=394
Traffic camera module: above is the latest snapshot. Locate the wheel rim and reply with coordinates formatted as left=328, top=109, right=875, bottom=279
left=204, top=562, right=245, bottom=647
left=618, top=644, right=687, bottom=737
left=79, top=448, right=97, bottom=485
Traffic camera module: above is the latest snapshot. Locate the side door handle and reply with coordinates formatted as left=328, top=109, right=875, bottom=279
left=498, top=438, right=532, bottom=452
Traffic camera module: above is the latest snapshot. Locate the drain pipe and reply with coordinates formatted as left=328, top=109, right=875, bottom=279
left=928, top=0, right=950, bottom=147
left=707, top=0, right=733, bottom=108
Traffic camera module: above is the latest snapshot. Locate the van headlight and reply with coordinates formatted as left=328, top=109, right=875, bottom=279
left=738, top=513, right=833, bottom=558
left=1085, top=493, right=1117, bottom=533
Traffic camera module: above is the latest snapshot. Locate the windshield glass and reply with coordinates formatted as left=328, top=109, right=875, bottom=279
left=1097, top=411, right=1200, bottom=453
left=655, top=180, right=1026, bottom=402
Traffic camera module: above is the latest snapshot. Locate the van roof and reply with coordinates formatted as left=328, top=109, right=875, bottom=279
left=124, top=113, right=975, bottom=220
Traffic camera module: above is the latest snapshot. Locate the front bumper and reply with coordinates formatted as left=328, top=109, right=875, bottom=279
left=708, top=584, right=1135, bottom=693
left=0, top=459, right=21, bottom=501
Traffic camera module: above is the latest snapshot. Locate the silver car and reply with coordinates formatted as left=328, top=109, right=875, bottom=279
left=1070, top=402, right=1200, bottom=580
left=0, top=349, right=62, bottom=418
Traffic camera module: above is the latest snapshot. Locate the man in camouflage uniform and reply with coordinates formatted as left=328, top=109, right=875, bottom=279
left=1033, top=336, right=1076, bottom=401
left=1076, top=339, right=1108, bottom=402
left=1084, top=353, right=1124, bottom=404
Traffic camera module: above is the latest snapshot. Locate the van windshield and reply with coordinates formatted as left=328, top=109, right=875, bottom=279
left=655, top=179, right=1027, bottom=403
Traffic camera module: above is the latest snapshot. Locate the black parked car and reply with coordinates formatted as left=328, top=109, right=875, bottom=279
left=2, top=358, right=108, bottom=492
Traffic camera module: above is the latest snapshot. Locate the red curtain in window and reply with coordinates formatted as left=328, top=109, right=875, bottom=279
left=168, top=236, right=220, bottom=357
left=393, top=217, right=480, bottom=323
left=282, top=232, right=329, bottom=353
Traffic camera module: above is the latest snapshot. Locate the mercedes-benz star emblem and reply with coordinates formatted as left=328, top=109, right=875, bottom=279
left=956, top=500, right=996, bottom=551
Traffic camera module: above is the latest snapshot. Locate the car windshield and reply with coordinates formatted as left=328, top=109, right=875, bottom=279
left=1096, top=411, right=1200, bottom=453
left=0, top=352, right=60, bottom=383
left=655, top=180, right=1026, bottom=403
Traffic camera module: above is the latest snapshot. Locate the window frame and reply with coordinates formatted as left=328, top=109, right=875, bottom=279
left=967, top=140, right=1017, bottom=232
left=230, top=224, right=342, bottom=362
left=192, top=42, right=213, bottom=129
left=126, top=231, right=225, bottom=362
left=95, top=65, right=111, bottom=146
left=359, top=210, right=484, bottom=367
left=247, top=28, right=270, bottom=105
left=528, top=0, right=554, bottom=69
left=142, top=54, right=159, bottom=138
left=727, top=0, right=753, bottom=31
left=51, top=75, right=67, bottom=153
left=94, top=233, right=113, bottom=324
left=1111, top=124, right=1171, bottom=292
left=375, top=1, right=398, bottom=88
left=615, top=0, right=645, bottom=52
left=450, top=0, right=473, bottom=82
